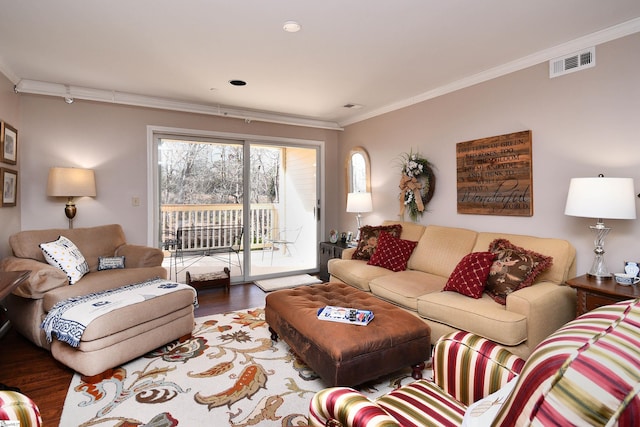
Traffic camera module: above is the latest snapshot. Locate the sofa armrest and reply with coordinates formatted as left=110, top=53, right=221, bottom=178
left=341, top=247, right=356, bottom=259
left=433, top=331, right=525, bottom=406
left=115, top=244, right=164, bottom=268
left=0, top=256, right=68, bottom=299
left=506, top=281, right=576, bottom=352
left=309, top=387, right=399, bottom=427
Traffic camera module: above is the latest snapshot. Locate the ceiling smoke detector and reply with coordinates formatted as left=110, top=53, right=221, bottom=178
left=283, top=21, right=301, bottom=33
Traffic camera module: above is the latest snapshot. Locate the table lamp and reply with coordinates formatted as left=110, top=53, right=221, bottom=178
left=47, top=167, right=96, bottom=229
left=346, top=192, right=372, bottom=241
left=564, top=175, right=636, bottom=278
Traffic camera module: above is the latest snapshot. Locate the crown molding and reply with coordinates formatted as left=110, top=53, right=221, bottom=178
left=13, top=80, right=344, bottom=131
left=340, top=17, right=640, bottom=127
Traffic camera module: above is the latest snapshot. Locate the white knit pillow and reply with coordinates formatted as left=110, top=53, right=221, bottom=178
left=39, top=236, right=89, bottom=284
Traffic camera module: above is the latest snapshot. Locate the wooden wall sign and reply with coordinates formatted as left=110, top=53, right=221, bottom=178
left=456, top=130, right=533, bottom=216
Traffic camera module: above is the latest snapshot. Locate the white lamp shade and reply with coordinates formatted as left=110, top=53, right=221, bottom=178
left=346, top=192, right=372, bottom=213
left=564, top=177, right=636, bottom=220
left=47, top=167, right=97, bottom=197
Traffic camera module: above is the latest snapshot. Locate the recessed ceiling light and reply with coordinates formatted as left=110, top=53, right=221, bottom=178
left=229, top=80, right=247, bottom=86
left=283, top=20, right=301, bottom=33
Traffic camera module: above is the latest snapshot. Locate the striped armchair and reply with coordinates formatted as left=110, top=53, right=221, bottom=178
left=309, top=298, right=640, bottom=427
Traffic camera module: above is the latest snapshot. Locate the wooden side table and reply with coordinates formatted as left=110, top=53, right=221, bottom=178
left=319, top=241, right=349, bottom=282
left=1, top=270, right=31, bottom=339
left=566, top=274, right=640, bottom=317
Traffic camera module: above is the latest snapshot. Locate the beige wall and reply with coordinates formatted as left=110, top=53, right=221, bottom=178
left=337, top=33, right=640, bottom=275
left=12, top=95, right=339, bottom=248
left=0, top=74, right=21, bottom=258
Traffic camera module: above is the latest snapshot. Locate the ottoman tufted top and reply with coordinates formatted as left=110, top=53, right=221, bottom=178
left=265, top=282, right=430, bottom=362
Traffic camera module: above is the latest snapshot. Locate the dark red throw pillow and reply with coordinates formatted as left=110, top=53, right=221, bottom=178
left=351, top=224, right=402, bottom=260
left=485, top=239, right=553, bottom=305
left=443, top=252, right=496, bottom=298
left=367, top=231, right=417, bottom=272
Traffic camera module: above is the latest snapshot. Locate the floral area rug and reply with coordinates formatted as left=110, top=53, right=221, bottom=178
left=59, top=307, right=432, bottom=426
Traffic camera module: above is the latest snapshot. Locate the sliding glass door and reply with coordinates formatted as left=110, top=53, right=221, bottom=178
left=152, top=130, right=320, bottom=284
left=248, top=143, right=318, bottom=277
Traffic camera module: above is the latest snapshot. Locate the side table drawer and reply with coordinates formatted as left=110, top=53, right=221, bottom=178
left=584, top=292, right=625, bottom=311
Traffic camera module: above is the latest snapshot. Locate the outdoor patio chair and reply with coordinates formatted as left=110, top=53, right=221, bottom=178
left=262, top=226, right=302, bottom=264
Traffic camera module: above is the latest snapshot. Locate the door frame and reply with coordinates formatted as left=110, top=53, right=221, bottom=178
left=146, top=125, right=325, bottom=282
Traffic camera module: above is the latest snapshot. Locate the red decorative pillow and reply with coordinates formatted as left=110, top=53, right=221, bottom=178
left=486, top=239, right=553, bottom=305
left=351, top=224, right=403, bottom=260
left=443, top=252, right=496, bottom=298
left=367, top=231, right=417, bottom=272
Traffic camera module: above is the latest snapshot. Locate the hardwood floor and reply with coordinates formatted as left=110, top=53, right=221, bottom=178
left=0, top=283, right=266, bottom=426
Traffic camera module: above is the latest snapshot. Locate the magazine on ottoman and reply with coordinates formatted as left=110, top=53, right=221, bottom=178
left=317, top=306, right=374, bottom=326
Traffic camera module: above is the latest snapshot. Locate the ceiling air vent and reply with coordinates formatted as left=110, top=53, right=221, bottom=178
left=549, top=47, right=595, bottom=78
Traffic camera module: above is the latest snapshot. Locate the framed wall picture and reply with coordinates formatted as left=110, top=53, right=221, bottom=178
left=1, top=122, right=18, bottom=165
left=1, top=168, right=17, bottom=207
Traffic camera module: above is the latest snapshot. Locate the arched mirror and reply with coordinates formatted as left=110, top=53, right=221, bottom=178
left=345, top=146, right=371, bottom=193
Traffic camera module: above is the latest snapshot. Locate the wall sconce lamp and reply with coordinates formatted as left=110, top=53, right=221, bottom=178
left=564, top=175, right=636, bottom=278
left=47, top=167, right=96, bottom=229
left=346, top=192, right=373, bottom=241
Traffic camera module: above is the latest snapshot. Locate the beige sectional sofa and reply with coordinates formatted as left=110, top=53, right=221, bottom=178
left=328, top=221, right=577, bottom=359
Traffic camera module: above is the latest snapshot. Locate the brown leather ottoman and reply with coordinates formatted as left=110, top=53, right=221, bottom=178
left=265, top=282, right=431, bottom=387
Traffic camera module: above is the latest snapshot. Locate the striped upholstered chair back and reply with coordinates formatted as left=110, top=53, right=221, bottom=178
left=493, top=298, right=640, bottom=426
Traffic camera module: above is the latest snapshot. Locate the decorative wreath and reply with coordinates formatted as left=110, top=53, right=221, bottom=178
left=397, top=151, right=436, bottom=222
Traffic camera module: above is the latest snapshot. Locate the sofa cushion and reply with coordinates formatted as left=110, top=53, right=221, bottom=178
left=417, top=292, right=528, bottom=346
left=98, top=256, right=125, bottom=271
left=443, top=252, right=495, bottom=298
left=377, top=379, right=465, bottom=427
left=9, top=224, right=127, bottom=272
left=370, top=270, right=446, bottom=311
left=351, top=224, right=402, bottom=260
left=43, top=267, right=168, bottom=312
left=327, top=258, right=394, bottom=292
left=462, top=377, right=518, bottom=426
left=472, top=232, right=575, bottom=285
left=39, top=236, right=90, bottom=285
left=381, top=220, right=426, bottom=242
left=367, top=231, right=418, bottom=272
left=0, top=256, right=69, bottom=299
left=486, top=239, right=553, bottom=305
left=408, top=225, right=478, bottom=276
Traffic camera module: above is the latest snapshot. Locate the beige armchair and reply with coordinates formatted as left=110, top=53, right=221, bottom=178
left=0, top=224, right=167, bottom=349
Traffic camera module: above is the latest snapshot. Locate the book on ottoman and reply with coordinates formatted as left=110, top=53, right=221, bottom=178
left=317, top=306, right=374, bottom=326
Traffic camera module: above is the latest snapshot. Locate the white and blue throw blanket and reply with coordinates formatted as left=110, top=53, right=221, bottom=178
left=41, top=278, right=197, bottom=348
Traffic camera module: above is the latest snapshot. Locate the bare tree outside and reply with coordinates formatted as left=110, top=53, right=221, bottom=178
left=159, top=139, right=281, bottom=205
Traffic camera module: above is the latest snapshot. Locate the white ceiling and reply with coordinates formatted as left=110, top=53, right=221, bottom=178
left=1, top=1, right=640, bottom=129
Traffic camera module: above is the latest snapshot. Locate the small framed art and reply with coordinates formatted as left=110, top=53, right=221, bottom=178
left=1, top=168, right=17, bottom=207
left=1, top=122, right=18, bottom=165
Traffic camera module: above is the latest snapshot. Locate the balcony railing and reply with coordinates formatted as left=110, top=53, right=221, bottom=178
left=160, top=203, right=278, bottom=251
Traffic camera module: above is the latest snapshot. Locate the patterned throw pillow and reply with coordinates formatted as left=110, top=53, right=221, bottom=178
left=443, top=252, right=496, bottom=298
left=97, top=256, right=126, bottom=271
left=367, top=231, right=418, bottom=272
left=39, top=236, right=89, bottom=285
left=486, top=239, right=553, bottom=304
left=352, top=224, right=403, bottom=260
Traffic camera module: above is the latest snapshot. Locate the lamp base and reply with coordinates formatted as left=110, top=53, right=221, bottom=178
left=586, top=221, right=611, bottom=279
left=65, top=198, right=77, bottom=229
left=353, top=213, right=363, bottom=242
